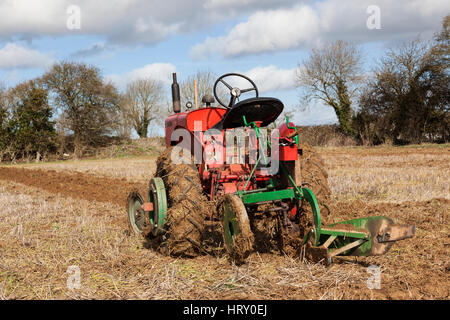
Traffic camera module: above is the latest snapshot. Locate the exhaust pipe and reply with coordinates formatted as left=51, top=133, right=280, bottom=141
left=171, top=73, right=181, bottom=113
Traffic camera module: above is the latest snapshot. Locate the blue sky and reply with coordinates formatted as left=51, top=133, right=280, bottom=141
left=0, top=0, right=448, bottom=129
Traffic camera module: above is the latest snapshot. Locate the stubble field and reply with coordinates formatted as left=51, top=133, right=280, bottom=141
left=0, top=144, right=448, bottom=299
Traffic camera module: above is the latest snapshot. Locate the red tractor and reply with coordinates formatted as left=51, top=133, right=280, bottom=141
left=127, top=72, right=415, bottom=265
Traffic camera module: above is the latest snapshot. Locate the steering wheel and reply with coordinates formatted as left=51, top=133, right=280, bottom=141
left=213, top=73, right=259, bottom=109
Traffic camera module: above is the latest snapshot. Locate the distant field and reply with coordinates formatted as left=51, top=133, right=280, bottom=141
left=14, top=144, right=449, bottom=203
left=13, top=156, right=158, bottom=184
left=320, top=145, right=450, bottom=203
left=0, top=145, right=448, bottom=299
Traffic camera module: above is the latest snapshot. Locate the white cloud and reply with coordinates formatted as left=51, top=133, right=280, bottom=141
left=191, top=5, right=320, bottom=59
left=107, top=63, right=176, bottom=90
left=317, top=0, right=450, bottom=42
left=212, top=65, right=296, bottom=98
left=0, top=43, right=52, bottom=70
left=0, top=0, right=183, bottom=45
left=0, top=0, right=297, bottom=48
left=0, top=1, right=67, bottom=38
left=204, top=0, right=298, bottom=13
left=192, top=0, right=450, bottom=59
left=1, top=0, right=448, bottom=61
left=204, top=0, right=264, bottom=9
left=243, top=65, right=296, bottom=93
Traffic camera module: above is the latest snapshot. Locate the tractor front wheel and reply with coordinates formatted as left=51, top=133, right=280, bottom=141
left=217, top=194, right=255, bottom=265
left=127, top=190, right=147, bottom=235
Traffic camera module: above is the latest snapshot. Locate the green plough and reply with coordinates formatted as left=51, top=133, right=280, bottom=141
left=301, top=190, right=415, bottom=265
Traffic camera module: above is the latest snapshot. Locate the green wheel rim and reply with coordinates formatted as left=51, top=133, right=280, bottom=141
left=148, top=177, right=168, bottom=236
left=127, top=191, right=146, bottom=235
left=223, top=202, right=240, bottom=252
left=219, top=194, right=254, bottom=262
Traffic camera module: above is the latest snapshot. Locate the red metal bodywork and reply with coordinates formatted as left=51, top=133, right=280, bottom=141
left=165, top=106, right=299, bottom=200
left=277, top=122, right=298, bottom=161
left=165, top=107, right=227, bottom=147
left=278, top=122, right=296, bottom=138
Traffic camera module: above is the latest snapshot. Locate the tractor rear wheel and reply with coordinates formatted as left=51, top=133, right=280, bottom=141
left=153, top=146, right=214, bottom=257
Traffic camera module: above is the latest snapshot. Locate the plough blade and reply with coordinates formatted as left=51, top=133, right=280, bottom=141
left=303, top=216, right=416, bottom=264
left=377, top=223, right=416, bottom=243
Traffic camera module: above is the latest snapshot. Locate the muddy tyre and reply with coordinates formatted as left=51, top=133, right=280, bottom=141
left=154, top=146, right=214, bottom=257
left=217, top=194, right=255, bottom=265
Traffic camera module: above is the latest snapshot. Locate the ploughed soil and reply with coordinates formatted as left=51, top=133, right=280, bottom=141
left=0, top=164, right=448, bottom=299
left=0, top=167, right=147, bottom=207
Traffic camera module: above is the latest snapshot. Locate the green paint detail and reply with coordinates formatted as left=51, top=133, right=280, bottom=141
left=242, top=115, right=267, bottom=191
left=243, top=155, right=261, bottom=191
left=304, top=215, right=397, bottom=257
left=148, top=177, right=168, bottom=236
left=301, top=187, right=321, bottom=237
left=243, top=114, right=301, bottom=195
left=326, top=216, right=392, bottom=256
left=286, top=116, right=299, bottom=147
left=328, top=216, right=386, bottom=230
left=240, top=188, right=296, bottom=204
left=279, top=161, right=303, bottom=196
left=300, top=188, right=379, bottom=256
left=222, top=201, right=240, bottom=252
left=326, top=234, right=371, bottom=256
left=235, top=180, right=380, bottom=258
left=320, top=228, right=367, bottom=239
left=266, top=178, right=275, bottom=190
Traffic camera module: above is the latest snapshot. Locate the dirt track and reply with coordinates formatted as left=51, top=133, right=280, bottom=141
left=0, top=167, right=147, bottom=207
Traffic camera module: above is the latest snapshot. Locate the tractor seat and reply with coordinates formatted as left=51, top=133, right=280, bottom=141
left=212, top=97, right=284, bottom=130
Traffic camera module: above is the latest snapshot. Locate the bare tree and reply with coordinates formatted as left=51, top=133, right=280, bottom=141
left=116, top=97, right=133, bottom=139
left=433, top=14, right=449, bottom=68
left=122, top=78, right=165, bottom=138
left=296, top=40, right=363, bottom=136
left=180, top=70, right=226, bottom=109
